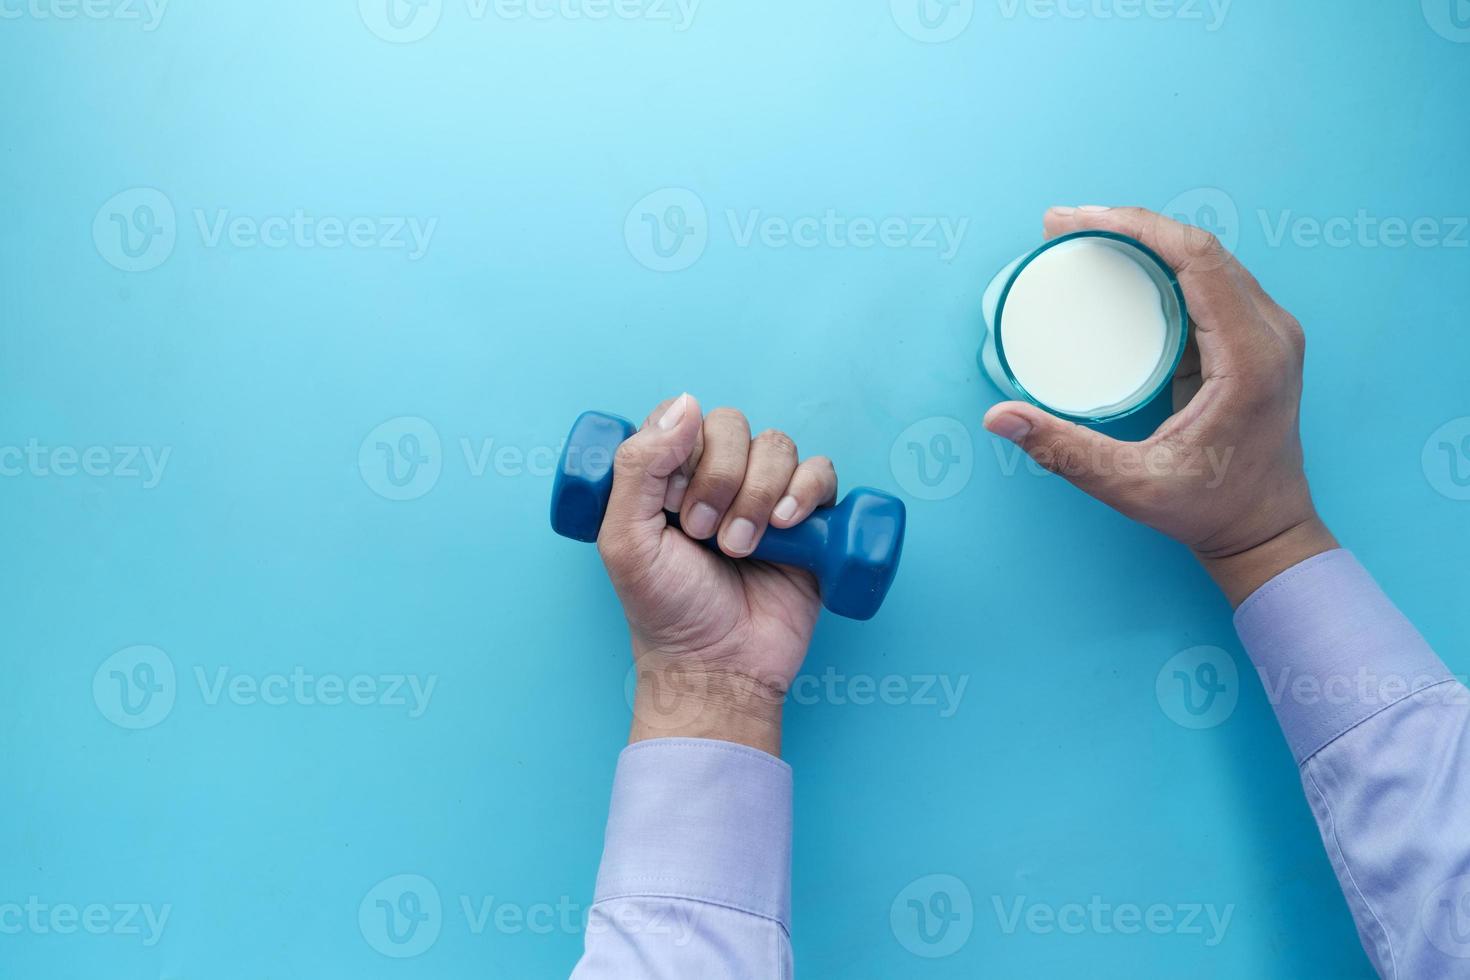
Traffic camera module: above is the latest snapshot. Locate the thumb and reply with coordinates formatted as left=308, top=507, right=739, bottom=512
left=983, top=401, right=1141, bottom=505
left=599, top=393, right=702, bottom=568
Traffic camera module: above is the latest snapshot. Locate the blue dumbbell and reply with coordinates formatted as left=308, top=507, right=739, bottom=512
left=550, top=411, right=906, bottom=621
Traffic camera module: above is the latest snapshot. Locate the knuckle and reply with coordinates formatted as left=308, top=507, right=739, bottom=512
left=1184, top=225, right=1223, bottom=258
left=805, top=455, right=836, bottom=479
left=1115, top=206, right=1152, bottom=226
left=1032, top=438, right=1086, bottom=478
left=1281, top=314, right=1306, bottom=354
left=595, top=533, right=618, bottom=563
left=755, top=428, right=797, bottom=458
left=1127, top=476, right=1174, bottom=514
left=613, top=439, right=644, bottom=473
left=706, top=407, right=749, bottom=431
left=596, top=530, right=631, bottom=572
left=737, top=472, right=786, bottom=504
left=696, top=459, right=746, bottom=492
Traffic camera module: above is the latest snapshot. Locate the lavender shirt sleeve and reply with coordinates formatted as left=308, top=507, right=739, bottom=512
left=1235, top=549, right=1470, bottom=978
left=569, top=738, right=794, bottom=980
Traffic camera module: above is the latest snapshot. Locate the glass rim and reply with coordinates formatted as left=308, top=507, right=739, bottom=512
left=992, top=230, right=1190, bottom=425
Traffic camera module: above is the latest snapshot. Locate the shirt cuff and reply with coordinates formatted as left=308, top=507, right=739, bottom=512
left=1234, top=549, right=1453, bottom=765
left=593, top=738, right=793, bottom=932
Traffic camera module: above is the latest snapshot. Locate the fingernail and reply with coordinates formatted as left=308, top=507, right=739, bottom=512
left=684, top=502, right=718, bottom=538
left=1049, top=206, right=1076, bottom=216
left=723, top=518, right=757, bottom=555
left=986, top=413, right=1033, bottom=443
left=657, top=393, right=689, bottom=431
left=664, top=473, right=689, bottom=511
left=773, top=495, right=799, bottom=523
left=1079, top=205, right=1111, bottom=213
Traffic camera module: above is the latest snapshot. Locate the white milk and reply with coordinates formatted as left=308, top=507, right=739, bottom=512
left=994, top=238, right=1169, bottom=416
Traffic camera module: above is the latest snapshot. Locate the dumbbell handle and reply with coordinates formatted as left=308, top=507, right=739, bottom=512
left=551, top=411, right=905, bottom=620
left=669, top=502, right=832, bottom=574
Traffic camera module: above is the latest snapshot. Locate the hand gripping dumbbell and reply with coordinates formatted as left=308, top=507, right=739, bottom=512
left=549, top=411, right=907, bottom=621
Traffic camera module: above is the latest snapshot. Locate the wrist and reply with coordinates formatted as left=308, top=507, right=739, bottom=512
left=627, top=657, right=786, bottom=757
left=1194, top=515, right=1339, bottom=607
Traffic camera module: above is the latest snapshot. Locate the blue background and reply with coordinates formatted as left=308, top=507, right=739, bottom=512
left=3, top=1, right=1468, bottom=976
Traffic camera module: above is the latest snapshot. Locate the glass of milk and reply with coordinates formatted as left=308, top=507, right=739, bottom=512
left=978, top=231, right=1189, bottom=423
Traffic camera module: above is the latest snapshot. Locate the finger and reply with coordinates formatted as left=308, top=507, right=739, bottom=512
left=770, top=455, right=838, bottom=529
left=598, top=393, right=701, bottom=573
left=983, top=400, right=1147, bottom=507
left=1171, top=332, right=1204, bottom=414
left=717, top=429, right=800, bottom=557
left=637, top=399, right=701, bottom=512
left=1040, top=205, right=1264, bottom=368
left=1043, top=204, right=1229, bottom=273
left=679, top=407, right=751, bottom=541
